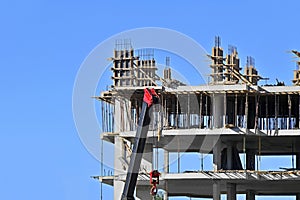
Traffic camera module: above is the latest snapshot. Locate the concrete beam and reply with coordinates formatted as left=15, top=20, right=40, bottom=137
left=227, top=183, right=236, bottom=200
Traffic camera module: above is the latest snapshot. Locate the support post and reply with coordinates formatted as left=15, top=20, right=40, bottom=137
left=114, top=99, right=126, bottom=199
left=165, top=94, right=168, bottom=127
left=224, top=93, right=227, bottom=126
left=136, top=186, right=151, bottom=200
left=206, top=95, right=209, bottom=128
left=254, top=95, right=259, bottom=133
left=164, top=178, right=168, bottom=200
left=164, top=191, right=168, bottom=200
left=227, top=183, right=236, bottom=200
left=213, top=139, right=221, bottom=171
left=246, top=150, right=256, bottom=170
left=275, top=94, right=278, bottom=135
left=246, top=190, right=255, bottom=200
left=213, top=182, right=220, bottom=200
left=296, top=193, right=300, bottom=200
left=114, top=136, right=126, bottom=199
left=172, top=96, right=175, bottom=127
left=187, top=93, right=190, bottom=129
left=288, top=94, right=291, bottom=130
left=199, top=93, right=203, bottom=129
left=120, top=99, right=124, bottom=132
left=164, top=150, right=169, bottom=173
left=234, top=94, right=238, bottom=127
left=213, top=94, right=224, bottom=128
left=298, top=93, right=300, bottom=129
left=177, top=150, right=180, bottom=173
left=266, top=95, right=269, bottom=135
left=245, top=93, right=248, bottom=131
left=161, top=93, right=165, bottom=128
left=227, top=144, right=233, bottom=170
left=296, top=153, right=300, bottom=170
left=209, top=93, right=215, bottom=129
left=176, top=94, right=179, bottom=128
left=136, top=100, right=140, bottom=131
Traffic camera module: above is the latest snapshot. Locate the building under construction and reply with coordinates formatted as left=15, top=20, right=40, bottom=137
left=95, top=38, right=300, bottom=200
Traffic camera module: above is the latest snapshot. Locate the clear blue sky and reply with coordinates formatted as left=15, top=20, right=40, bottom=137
left=1, top=0, right=299, bottom=200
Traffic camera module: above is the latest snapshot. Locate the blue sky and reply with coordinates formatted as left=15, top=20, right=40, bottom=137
left=1, top=0, right=300, bottom=200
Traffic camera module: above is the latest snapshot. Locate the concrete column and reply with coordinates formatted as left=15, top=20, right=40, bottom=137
left=224, top=93, right=227, bottom=126
left=246, top=190, right=255, bottom=200
left=234, top=94, right=238, bottom=127
left=114, top=99, right=126, bottom=199
left=164, top=191, right=168, bottom=200
left=187, top=93, right=190, bottom=129
left=227, top=145, right=233, bottom=170
left=136, top=186, right=150, bottom=200
left=141, top=144, right=153, bottom=173
left=114, top=136, right=126, bottom=199
left=176, top=94, right=179, bottom=128
left=296, top=153, right=300, bottom=170
left=245, top=93, right=248, bottom=130
left=288, top=94, right=291, bottom=130
left=298, top=93, right=300, bottom=129
left=296, top=193, right=300, bottom=200
left=199, top=93, right=203, bottom=129
left=164, top=183, right=168, bottom=200
left=114, top=99, right=122, bottom=132
left=213, top=94, right=224, bottom=128
left=213, top=140, right=221, bottom=171
left=227, top=183, right=236, bottom=200
left=266, top=95, right=269, bottom=135
left=213, top=182, right=220, bottom=200
left=275, top=94, right=278, bottom=134
left=124, top=98, right=131, bottom=131
left=164, top=150, right=169, bottom=173
left=246, top=150, right=256, bottom=170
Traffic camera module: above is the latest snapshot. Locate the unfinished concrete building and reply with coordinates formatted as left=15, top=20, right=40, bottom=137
left=96, top=39, right=300, bottom=200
